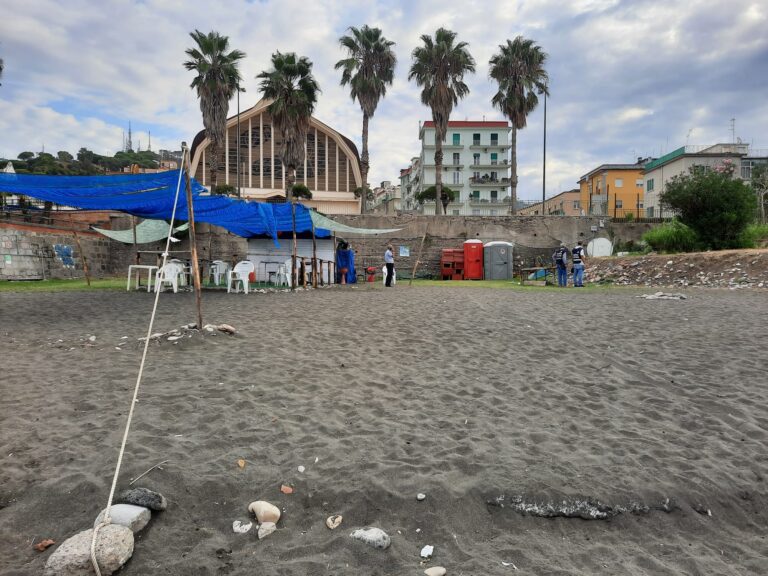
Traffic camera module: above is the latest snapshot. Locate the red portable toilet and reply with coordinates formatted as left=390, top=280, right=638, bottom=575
left=463, top=239, right=484, bottom=280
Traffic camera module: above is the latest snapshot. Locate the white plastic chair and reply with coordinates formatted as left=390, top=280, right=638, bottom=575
left=209, top=260, right=230, bottom=286
left=155, top=262, right=184, bottom=293
left=382, top=265, right=396, bottom=286
left=227, top=260, right=255, bottom=294
left=274, top=263, right=289, bottom=287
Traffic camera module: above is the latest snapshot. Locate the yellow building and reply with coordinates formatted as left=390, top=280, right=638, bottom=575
left=578, top=161, right=645, bottom=218
left=190, top=98, right=362, bottom=214
left=518, top=189, right=581, bottom=216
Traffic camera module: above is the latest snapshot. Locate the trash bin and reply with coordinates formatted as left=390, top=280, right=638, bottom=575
left=366, top=266, right=377, bottom=283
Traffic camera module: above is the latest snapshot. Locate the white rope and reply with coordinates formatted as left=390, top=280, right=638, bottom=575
left=90, top=148, right=189, bottom=575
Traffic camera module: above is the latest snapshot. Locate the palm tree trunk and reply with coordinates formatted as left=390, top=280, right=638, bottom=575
left=360, top=113, right=370, bottom=214
left=286, top=167, right=296, bottom=201
left=509, top=126, right=518, bottom=215
left=209, top=142, right=219, bottom=189
left=434, top=141, right=443, bottom=216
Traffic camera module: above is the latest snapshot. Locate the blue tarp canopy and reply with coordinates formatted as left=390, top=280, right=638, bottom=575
left=0, top=171, right=329, bottom=241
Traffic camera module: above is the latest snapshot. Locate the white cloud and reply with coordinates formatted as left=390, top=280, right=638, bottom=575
left=0, top=0, right=766, bottom=200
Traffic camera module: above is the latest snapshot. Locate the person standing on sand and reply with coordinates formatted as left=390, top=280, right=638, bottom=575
left=384, top=244, right=395, bottom=287
left=552, top=242, right=569, bottom=287
left=572, top=240, right=586, bottom=287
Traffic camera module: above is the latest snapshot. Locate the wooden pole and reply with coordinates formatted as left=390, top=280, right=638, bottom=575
left=182, top=142, right=204, bottom=330
left=291, top=201, right=297, bottom=291
left=132, top=216, right=140, bottom=264
left=69, top=214, right=91, bottom=286
left=311, top=211, right=318, bottom=288
left=332, top=232, right=337, bottom=285
left=409, top=226, right=428, bottom=286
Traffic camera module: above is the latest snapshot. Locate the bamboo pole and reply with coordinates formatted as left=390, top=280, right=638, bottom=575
left=182, top=142, right=204, bottom=330
left=311, top=211, right=318, bottom=288
left=409, top=226, right=428, bottom=286
left=69, top=214, right=91, bottom=286
left=291, top=202, right=297, bottom=291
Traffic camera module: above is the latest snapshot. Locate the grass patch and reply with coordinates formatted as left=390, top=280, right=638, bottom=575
left=0, top=277, right=127, bottom=292
left=738, top=223, right=768, bottom=248
left=643, top=220, right=699, bottom=253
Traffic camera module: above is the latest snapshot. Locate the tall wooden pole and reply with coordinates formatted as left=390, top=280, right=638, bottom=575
left=409, top=225, right=428, bottom=286
left=69, top=214, right=91, bottom=287
left=291, top=202, right=297, bottom=291
left=182, top=142, right=204, bottom=330
left=311, top=210, right=318, bottom=288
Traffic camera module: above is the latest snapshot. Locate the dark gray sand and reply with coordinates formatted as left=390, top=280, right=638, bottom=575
left=1, top=285, right=766, bottom=575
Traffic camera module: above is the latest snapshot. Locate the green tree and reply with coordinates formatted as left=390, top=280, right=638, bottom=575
left=57, top=151, right=74, bottom=162
left=291, top=183, right=313, bottom=200
left=409, top=28, right=475, bottom=215
left=335, top=25, right=396, bottom=213
left=416, top=185, right=457, bottom=207
left=751, top=163, right=768, bottom=223
left=257, top=51, right=320, bottom=202
left=18, top=151, right=34, bottom=161
left=661, top=167, right=757, bottom=249
left=0, top=57, right=4, bottom=86
left=184, top=30, right=245, bottom=190
left=489, top=36, right=549, bottom=215
left=77, top=148, right=96, bottom=165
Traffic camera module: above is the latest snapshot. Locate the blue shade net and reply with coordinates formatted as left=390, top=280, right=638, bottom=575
left=0, top=171, right=330, bottom=243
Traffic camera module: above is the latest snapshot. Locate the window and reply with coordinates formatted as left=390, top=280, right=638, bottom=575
left=647, top=179, right=654, bottom=191
left=490, top=190, right=498, bottom=202
left=573, top=200, right=581, bottom=210
left=472, top=209, right=481, bottom=215
left=490, top=171, right=498, bottom=181
left=490, top=209, right=497, bottom=216
left=638, top=202, right=644, bottom=209
left=452, top=152, right=460, bottom=165
left=646, top=207, right=655, bottom=217
left=616, top=199, right=623, bottom=208
left=452, top=133, right=460, bottom=146
left=473, top=153, right=480, bottom=166
left=473, top=171, right=480, bottom=180
left=473, top=133, right=481, bottom=145
left=452, top=210, right=460, bottom=215
left=491, top=152, right=498, bottom=165
left=615, top=178, right=623, bottom=188
left=636, top=178, right=643, bottom=187
left=452, top=171, right=461, bottom=185
left=471, top=191, right=480, bottom=201
left=490, top=133, right=498, bottom=145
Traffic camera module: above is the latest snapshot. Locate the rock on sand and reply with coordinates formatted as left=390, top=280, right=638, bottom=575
left=116, top=487, right=167, bottom=511
left=44, top=525, right=133, bottom=576
left=94, top=504, right=150, bottom=533
left=248, top=500, right=281, bottom=524
left=258, top=521, right=277, bottom=539
left=350, top=527, right=391, bottom=550
left=424, top=568, right=447, bottom=576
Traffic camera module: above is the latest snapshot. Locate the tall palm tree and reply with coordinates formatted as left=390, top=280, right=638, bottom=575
left=335, top=25, right=396, bottom=213
left=0, top=57, right=4, bottom=86
left=489, top=36, right=548, bottom=214
left=257, top=52, right=320, bottom=202
left=183, top=30, right=245, bottom=190
left=409, top=28, right=475, bottom=215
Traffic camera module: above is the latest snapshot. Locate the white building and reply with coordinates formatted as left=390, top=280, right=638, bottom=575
left=371, top=180, right=402, bottom=214
left=399, top=157, right=421, bottom=212
left=643, top=143, right=767, bottom=217
left=417, top=120, right=512, bottom=215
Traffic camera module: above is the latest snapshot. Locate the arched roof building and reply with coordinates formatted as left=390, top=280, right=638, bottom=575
left=190, top=99, right=362, bottom=214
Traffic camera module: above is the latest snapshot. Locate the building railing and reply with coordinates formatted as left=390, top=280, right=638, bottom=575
left=469, top=176, right=510, bottom=185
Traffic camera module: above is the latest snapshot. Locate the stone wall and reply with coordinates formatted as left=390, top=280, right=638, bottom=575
left=330, top=215, right=657, bottom=279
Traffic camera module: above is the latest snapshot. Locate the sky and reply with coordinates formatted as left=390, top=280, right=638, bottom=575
left=1, top=0, right=767, bottom=200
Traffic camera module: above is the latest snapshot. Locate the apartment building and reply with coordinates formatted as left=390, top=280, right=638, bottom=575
left=578, top=161, right=646, bottom=218
left=416, top=120, right=512, bottom=215
left=517, top=189, right=582, bottom=216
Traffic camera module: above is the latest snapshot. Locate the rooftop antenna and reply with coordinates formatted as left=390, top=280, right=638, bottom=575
left=686, top=128, right=693, bottom=145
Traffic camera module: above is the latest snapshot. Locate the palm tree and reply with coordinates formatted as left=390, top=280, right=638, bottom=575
left=183, top=30, right=245, bottom=190
left=409, top=28, right=475, bottom=215
left=0, top=57, right=4, bottom=86
left=257, top=52, right=320, bottom=202
left=489, top=36, right=548, bottom=214
left=335, top=25, right=396, bottom=213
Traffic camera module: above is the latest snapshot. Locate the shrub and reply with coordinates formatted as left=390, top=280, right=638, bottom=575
left=291, top=183, right=312, bottom=200
left=643, top=221, right=699, bottom=253
left=738, top=223, right=768, bottom=248
left=212, top=184, right=236, bottom=196
left=660, top=168, right=756, bottom=249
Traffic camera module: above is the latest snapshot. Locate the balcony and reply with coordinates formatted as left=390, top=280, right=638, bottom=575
left=469, top=176, right=511, bottom=186
left=470, top=159, right=509, bottom=169
left=470, top=142, right=512, bottom=150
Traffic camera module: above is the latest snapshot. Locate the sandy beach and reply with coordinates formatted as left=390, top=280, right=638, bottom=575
left=0, top=284, right=766, bottom=575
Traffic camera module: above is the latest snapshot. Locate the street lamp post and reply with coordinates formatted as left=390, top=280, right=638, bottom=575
left=236, top=86, right=242, bottom=198
left=542, top=85, right=547, bottom=211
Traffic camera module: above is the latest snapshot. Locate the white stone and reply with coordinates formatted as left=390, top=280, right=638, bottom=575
left=248, top=500, right=280, bottom=524
left=94, top=504, right=150, bottom=533
left=258, top=521, right=277, bottom=539
left=424, top=568, right=447, bottom=576
left=217, top=324, right=236, bottom=334
left=232, top=520, right=252, bottom=534
left=88, top=335, right=96, bottom=342
left=326, top=515, right=343, bottom=530
left=44, top=525, right=133, bottom=576
left=350, top=527, right=391, bottom=550
left=421, top=544, right=434, bottom=559
left=417, top=493, right=426, bottom=501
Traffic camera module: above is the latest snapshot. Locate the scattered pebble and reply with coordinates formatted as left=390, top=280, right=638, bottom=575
left=424, top=567, right=447, bottom=576
left=116, top=487, right=167, bottom=511
left=350, top=527, right=391, bottom=550
left=297, top=465, right=305, bottom=473
left=326, top=515, right=343, bottom=530
left=232, top=520, right=252, bottom=534
left=88, top=335, right=96, bottom=342
left=248, top=501, right=281, bottom=524
left=33, top=539, right=55, bottom=552
left=258, top=521, right=277, bottom=540
left=280, top=484, right=294, bottom=495
left=417, top=493, right=426, bottom=501
left=421, top=544, right=434, bottom=559
left=94, top=504, right=151, bottom=533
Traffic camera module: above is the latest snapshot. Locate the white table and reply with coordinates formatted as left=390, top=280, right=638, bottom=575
left=127, top=265, right=158, bottom=292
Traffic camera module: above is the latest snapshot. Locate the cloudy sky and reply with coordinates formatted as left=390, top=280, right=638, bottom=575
left=1, top=0, right=766, bottom=200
